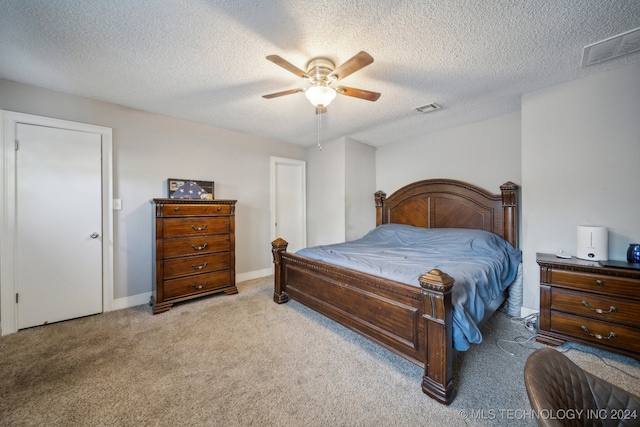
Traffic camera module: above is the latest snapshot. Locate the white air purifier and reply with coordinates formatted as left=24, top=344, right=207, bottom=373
left=576, top=225, right=608, bottom=261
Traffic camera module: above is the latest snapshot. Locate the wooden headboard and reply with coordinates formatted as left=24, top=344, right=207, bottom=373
left=375, top=179, right=519, bottom=248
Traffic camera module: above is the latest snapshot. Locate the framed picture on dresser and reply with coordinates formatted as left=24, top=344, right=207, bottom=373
left=167, top=178, right=214, bottom=199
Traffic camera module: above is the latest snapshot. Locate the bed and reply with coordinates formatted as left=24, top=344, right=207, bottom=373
left=271, top=179, right=520, bottom=404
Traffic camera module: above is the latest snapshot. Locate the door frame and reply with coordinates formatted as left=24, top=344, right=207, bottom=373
left=0, top=110, right=114, bottom=335
left=270, top=156, right=306, bottom=258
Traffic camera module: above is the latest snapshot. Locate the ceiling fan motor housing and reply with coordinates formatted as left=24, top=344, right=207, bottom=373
left=306, top=58, right=336, bottom=84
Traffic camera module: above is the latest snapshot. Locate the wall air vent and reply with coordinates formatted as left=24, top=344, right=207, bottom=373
left=581, top=27, right=640, bottom=68
left=414, top=103, right=441, bottom=113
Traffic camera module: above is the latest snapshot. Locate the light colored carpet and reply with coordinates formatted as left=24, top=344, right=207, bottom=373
left=1, top=276, right=639, bottom=426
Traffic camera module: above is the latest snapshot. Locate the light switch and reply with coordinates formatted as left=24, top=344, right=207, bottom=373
left=113, top=199, right=122, bottom=210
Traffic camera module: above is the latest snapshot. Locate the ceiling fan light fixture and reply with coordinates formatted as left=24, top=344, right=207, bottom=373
left=305, top=84, right=336, bottom=108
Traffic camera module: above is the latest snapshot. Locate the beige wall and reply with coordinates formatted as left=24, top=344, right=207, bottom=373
left=521, top=62, right=640, bottom=311
left=306, top=136, right=346, bottom=246
left=375, top=112, right=522, bottom=196
left=306, top=137, right=376, bottom=247
left=0, top=78, right=306, bottom=302
left=345, top=137, right=376, bottom=240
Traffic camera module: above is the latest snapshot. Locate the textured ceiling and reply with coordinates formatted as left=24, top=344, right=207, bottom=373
left=0, top=0, right=639, bottom=147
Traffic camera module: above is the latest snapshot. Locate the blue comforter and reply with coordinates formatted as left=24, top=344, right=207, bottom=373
left=296, top=224, right=522, bottom=351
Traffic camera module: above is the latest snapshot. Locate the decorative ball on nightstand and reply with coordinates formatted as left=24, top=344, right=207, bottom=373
left=627, top=243, right=640, bottom=263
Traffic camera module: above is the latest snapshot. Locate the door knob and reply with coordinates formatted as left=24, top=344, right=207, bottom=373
left=90, top=232, right=99, bottom=239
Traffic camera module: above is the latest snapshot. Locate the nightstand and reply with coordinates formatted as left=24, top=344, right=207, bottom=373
left=536, top=253, right=640, bottom=361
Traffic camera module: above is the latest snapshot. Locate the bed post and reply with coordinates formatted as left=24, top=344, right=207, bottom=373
left=419, top=269, right=456, bottom=405
left=271, top=238, right=289, bottom=304
left=374, top=191, right=386, bottom=226
left=500, top=181, right=519, bottom=248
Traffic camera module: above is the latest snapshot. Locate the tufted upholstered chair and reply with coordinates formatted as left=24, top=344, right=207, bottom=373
left=524, top=348, right=640, bottom=427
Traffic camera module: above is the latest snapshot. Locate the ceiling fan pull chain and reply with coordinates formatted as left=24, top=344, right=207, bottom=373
left=317, top=110, right=322, bottom=151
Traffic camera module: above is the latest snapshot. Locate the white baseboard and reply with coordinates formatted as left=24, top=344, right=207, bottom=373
left=112, top=292, right=152, bottom=310
left=110, top=268, right=273, bottom=311
left=520, top=306, right=539, bottom=318
left=237, top=268, right=272, bottom=283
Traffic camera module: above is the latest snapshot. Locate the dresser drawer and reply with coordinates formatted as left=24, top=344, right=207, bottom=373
left=550, top=311, right=640, bottom=354
left=162, top=217, right=230, bottom=237
left=161, top=204, right=231, bottom=217
left=163, top=253, right=231, bottom=280
left=551, top=288, right=640, bottom=327
left=163, top=235, right=230, bottom=259
left=163, top=270, right=232, bottom=300
left=550, top=269, right=640, bottom=298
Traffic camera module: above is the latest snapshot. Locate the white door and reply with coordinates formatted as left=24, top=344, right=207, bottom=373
left=272, top=157, right=306, bottom=254
left=16, top=123, right=103, bottom=329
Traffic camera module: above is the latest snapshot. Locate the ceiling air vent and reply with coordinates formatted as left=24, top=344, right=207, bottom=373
left=414, top=103, right=441, bottom=113
left=581, top=27, right=640, bottom=67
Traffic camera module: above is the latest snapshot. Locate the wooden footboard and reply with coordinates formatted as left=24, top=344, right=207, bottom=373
left=272, top=238, right=457, bottom=404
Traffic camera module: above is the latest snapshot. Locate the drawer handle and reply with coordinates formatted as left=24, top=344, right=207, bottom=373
left=595, top=279, right=604, bottom=286
left=191, top=224, right=208, bottom=231
left=581, top=301, right=617, bottom=314
left=191, top=281, right=209, bottom=290
left=191, top=262, right=208, bottom=270
left=217, top=207, right=222, bottom=211
left=581, top=326, right=617, bottom=341
left=191, top=243, right=208, bottom=251
left=174, top=207, right=180, bottom=212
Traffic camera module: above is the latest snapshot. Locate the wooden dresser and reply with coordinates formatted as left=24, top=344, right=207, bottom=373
left=537, top=253, right=640, bottom=361
left=151, top=199, right=237, bottom=314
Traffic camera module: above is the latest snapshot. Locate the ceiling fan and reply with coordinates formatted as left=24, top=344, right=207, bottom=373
left=262, top=51, right=381, bottom=114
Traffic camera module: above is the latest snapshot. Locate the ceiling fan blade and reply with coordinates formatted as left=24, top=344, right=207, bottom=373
left=335, top=86, right=381, bottom=102
left=328, top=51, right=374, bottom=81
left=315, top=106, right=327, bottom=115
left=266, top=55, right=310, bottom=79
left=262, top=88, right=304, bottom=99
